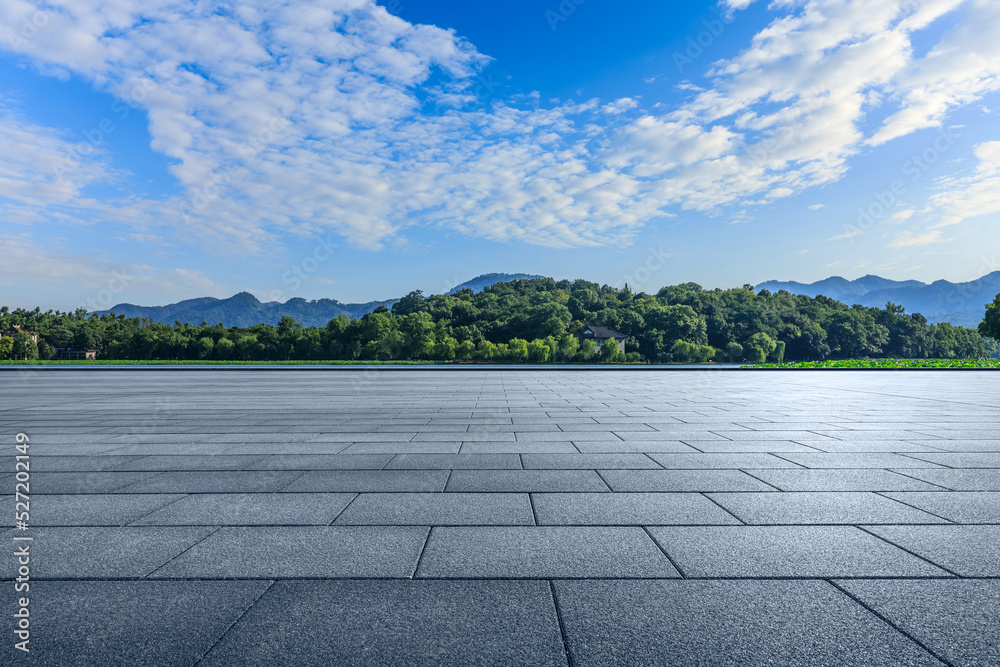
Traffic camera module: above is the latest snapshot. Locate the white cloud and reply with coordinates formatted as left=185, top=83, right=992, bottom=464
left=808, top=203, right=826, bottom=210
left=0, top=0, right=998, bottom=260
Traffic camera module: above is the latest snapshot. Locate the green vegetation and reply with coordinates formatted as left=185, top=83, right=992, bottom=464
left=981, top=293, right=1000, bottom=342
left=2, top=279, right=999, bottom=364
left=753, top=358, right=1000, bottom=369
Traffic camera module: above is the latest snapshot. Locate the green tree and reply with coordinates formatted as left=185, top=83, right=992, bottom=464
left=0, top=337, right=13, bottom=360
left=507, top=338, right=529, bottom=362
left=724, top=341, right=744, bottom=363
left=527, top=339, right=550, bottom=362
left=215, top=337, right=235, bottom=360
left=577, top=338, right=597, bottom=361
left=12, top=334, right=38, bottom=360
left=980, top=293, right=1000, bottom=341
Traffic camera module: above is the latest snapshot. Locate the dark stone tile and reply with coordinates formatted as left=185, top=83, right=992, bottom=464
left=199, top=580, right=567, bottom=667
left=283, top=470, right=449, bottom=492
left=647, top=453, right=802, bottom=469
left=521, top=453, right=660, bottom=469
left=30, top=471, right=164, bottom=494
left=554, top=580, right=943, bottom=667
left=132, top=493, right=356, bottom=525
left=416, top=526, right=680, bottom=578
left=775, top=453, right=946, bottom=469
left=445, top=470, right=609, bottom=492
left=836, top=579, right=1000, bottom=667
left=647, top=526, right=951, bottom=578
left=0, top=527, right=216, bottom=578
left=896, top=469, right=1000, bottom=491
left=108, top=455, right=267, bottom=471
left=335, top=493, right=534, bottom=525
left=902, top=453, right=1000, bottom=468
left=6, top=494, right=185, bottom=526
left=248, top=454, right=392, bottom=470
left=708, top=492, right=949, bottom=525
left=149, top=526, right=428, bottom=578
left=384, top=453, right=521, bottom=469
left=533, top=492, right=740, bottom=526
left=746, top=469, right=944, bottom=491
left=5, top=581, right=269, bottom=666
left=865, top=525, right=1000, bottom=576
left=883, top=492, right=1000, bottom=524
left=600, top=469, right=775, bottom=492
left=118, top=471, right=303, bottom=493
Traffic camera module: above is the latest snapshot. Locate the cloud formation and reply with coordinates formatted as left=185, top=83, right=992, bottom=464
left=1, top=0, right=998, bottom=261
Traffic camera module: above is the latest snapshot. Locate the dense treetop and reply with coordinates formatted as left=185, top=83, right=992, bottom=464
left=2, top=278, right=998, bottom=362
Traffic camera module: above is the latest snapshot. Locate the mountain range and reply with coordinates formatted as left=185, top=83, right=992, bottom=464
left=756, top=272, right=1000, bottom=328
left=97, top=271, right=999, bottom=329
left=97, top=273, right=542, bottom=327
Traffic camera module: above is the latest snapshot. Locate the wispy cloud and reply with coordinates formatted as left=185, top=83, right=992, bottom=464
left=0, top=0, right=997, bottom=262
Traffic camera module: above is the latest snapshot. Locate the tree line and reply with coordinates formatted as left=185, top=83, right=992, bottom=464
left=2, top=278, right=999, bottom=363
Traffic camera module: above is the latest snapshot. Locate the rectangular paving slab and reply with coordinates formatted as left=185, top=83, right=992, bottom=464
left=149, top=526, right=429, bottom=578
left=532, top=492, right=741, bottom=526
left=599, top=469, right=777, bottom=492
left=132, top=492, right=356, bottom=525
left=0, top=527, right=216, bottom=578
left=553, top=580, right=944, bottom=667
left=834, top=579, right=1000, bottom=667
left=743, top=469, right=946, bottom=491
left=283, top=470, right=449, bottom=492
left=416, top=526, right=680, bottom=578
left=707, top=492, right=949, bottom=525
left=882, top=491, right=1000, bottom=524
left=334, top=492, right=534, bottom=525
left=0, top=581, right=271, bottom=667
left=445, top=469, right=610, bottom=492
left=864, top=525, right=1000, bottom=576
left=198, top=580, right=568, bottom=667
left=646, top=526, right=952, bottom=578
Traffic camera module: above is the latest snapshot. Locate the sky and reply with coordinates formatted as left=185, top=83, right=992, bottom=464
left=1, top=0, right=1000, bottom=311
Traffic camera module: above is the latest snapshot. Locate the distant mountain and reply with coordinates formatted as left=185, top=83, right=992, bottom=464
left=98, top=273, right=542, bottom=327
left=757, top=272, right=1000, bottom=327
left=447, top=273, right=545, bottom=294
left=99, top=291, right=397, bottom=328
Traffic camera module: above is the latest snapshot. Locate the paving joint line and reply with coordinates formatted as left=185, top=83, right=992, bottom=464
left=193, top=579, right=276, bottom=666
left=547, top=580, right=574, bottom=667
left=826, top=579, right=957, bottom=667
left=854, top=525, right=964, bottom=578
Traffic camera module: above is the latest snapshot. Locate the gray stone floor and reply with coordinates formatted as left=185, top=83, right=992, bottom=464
left=2, top=369, right=999, bottom=665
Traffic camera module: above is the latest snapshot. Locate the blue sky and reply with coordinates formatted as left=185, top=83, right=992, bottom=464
left=1, top=0, right=999, bottom=311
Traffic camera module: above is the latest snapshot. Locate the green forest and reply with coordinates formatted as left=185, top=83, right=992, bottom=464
left=3, top=279, right=1000, bottom=363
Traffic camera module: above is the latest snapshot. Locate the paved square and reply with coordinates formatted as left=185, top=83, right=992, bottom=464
left=2, top=368, right=998, bottom=665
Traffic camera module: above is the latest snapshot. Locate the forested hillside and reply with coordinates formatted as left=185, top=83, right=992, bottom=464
left=3, top=279, right=998, bottom=363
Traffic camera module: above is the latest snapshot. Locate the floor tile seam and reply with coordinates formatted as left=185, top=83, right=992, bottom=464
left=732, top=469, right=785, bottom=491
left=124, top=493, right=194, bottom=527
left=896, top=452, right=956, bottom=468
left=591, top=470, right=615, bottom=492
left=327, top=492, right=363, bottom=526
left=547, top=580, right=575, bottom=667
left=870, top=492, right=958, bottom=524
left=853, top=525, right=964, bottom=578
left=698, top=493, right=748, bottom=525
left=409, top=527, right=434, bottom=578
left=825, top=579, right=956, bottom=667
left=640, top=526, right=687, bottom=578
left=144, top=525, right=225, bottom=579
left=192, top=579, right=277, bottom=666
left=887, top=469, right=956, bottom=491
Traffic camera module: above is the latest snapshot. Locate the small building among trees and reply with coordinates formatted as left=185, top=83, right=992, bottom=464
left=580, top=325, right=627, bottom=355
left=55, top=348, right=98, bottom=361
